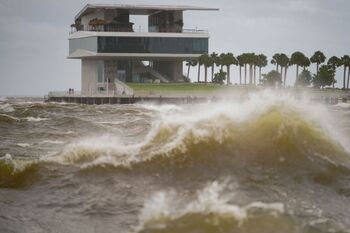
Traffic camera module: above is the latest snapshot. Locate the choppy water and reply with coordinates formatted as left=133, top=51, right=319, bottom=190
left=1, top=92, right=350, bottom=233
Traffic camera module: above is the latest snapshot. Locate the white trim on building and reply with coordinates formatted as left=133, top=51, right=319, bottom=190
left=75, top=4, right=219, bottom=20
left=68, top=50, right=202, bottom=60
left=69, top=31, right=210, bottom=39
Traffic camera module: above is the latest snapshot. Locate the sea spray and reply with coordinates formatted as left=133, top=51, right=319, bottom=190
left=0, top=154, right=39, bottom=188
left=50, top=91, right=350, bottom=170
left=137, top=181, right=293, bottom=233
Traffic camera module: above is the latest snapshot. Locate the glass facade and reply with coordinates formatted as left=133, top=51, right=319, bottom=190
left=70, top=36, right=208, bottom=55
left=69, top=37, right=97, bottom=54
left=98, top=37, right=208, bottom=54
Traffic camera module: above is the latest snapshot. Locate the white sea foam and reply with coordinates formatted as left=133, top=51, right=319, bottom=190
left=0, top=114, right=20, bottom=122
left=0, top=153, right=36, bottom=173
left=138, top=181, right=285, bottom=230
left=138, top=103, right=183, bottom=113
left=0, top=96, right=8, bottom=102
left=16, top=143, right=32, bottom=148
left=0, top=103, right=15, bottom=113
left=336, top=102, right=350, bottom=109
left=41, top=140, right=65, bottom=145
left=50, top=91, right=350, bottom=168
left=26, top=117, right=49, bottom=122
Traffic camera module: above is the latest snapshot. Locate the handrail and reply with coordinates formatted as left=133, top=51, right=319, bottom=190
left=69, top=28, right=208, bottom=35
left=113, top=79, right=134, bottom=95
left=48, top=90, right=132, bottom=98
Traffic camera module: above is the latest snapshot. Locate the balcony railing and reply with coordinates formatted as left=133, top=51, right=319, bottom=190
left=70, top=27, right=208, bottom=35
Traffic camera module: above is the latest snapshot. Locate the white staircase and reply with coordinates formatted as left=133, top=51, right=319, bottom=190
left=114, top=78, right=134, bottom=95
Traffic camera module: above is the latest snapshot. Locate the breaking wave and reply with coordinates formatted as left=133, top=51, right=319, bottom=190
left=0, top=154, right=40, bottom=188
left=0, top=114, right=49, bottom=124
left=0, top=103, right=15, bottom=113
left=136, top=181, right=298, bottom=233
left=50, top=92, right=350, bottom=173
left=0, top=114, right=20, bottom=123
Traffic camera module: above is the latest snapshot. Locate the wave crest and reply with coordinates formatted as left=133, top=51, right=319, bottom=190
left=54, top=107, right=349, bottom=170
left=50, top=94, right=350, bottom=172
left=0, top=154, right=40, bottom=188
left=137, top=181, right=296, bottom=233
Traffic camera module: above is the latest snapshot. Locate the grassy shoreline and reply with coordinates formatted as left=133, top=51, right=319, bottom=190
left=127, top=83, right=350, bottom=97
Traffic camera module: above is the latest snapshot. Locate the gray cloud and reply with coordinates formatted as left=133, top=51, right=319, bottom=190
left=0, top=0, right=349, bottom=95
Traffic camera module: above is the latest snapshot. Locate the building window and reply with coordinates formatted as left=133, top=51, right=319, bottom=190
left=98, top=37, right=208, bottom=54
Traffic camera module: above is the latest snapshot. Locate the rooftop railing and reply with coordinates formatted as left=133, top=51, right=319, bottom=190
left=69, top=27, right=208, bottom=35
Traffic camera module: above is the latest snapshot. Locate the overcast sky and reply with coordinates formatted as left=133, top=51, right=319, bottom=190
left=0, top=0, right=349, bottom=96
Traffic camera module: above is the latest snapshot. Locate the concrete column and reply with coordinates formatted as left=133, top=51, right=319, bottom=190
left=81, top=59, right=99, bottom=95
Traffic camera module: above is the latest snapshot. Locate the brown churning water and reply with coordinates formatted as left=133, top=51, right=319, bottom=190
left=1, top=92, right=350, bottom=233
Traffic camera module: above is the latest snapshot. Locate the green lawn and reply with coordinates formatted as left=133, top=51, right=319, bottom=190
left=127, top=83, right=234, bottom=95
left=126, top=83, right=350, bottom=97
left=127, top=83, right=230, bottom=94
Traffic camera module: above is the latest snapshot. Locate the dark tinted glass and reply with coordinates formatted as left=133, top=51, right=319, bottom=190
left=98, top=37, right=208, bottom=54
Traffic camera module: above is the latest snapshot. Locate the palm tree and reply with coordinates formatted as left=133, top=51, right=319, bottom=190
left=247, top=53, right=255, bottom=85
left=348, top=62, right=350, bottom=90
left=347, top=59, right=350, bottom=90
left=239, top=53, right=250, bottom=85
left=197, top=54, right=206, bottom=83
left=243, top=54, right=248, bottom=85
left=310, top=51, right=326, bottom=74
left=327, top=56, right=341, bottom=88
left=256, top=54, right=267, bottom=85
left=185, top=59, right=197, bottom=80
left=341, top=55, right=350, bottom=89
left=219, top=53, right=226, bottom=70
left=237, top=55, right=244, bottom=85
left=279, top=54, right=290, bottom=88
left=290, top=51, right=307, bottom=85
left=221, top=53, right=238, bottom=85
left=253, top=55, right=258, bottom=85
left=302, top=56, right=310, bottom=71
left=271, top=53, right=281, bottom=71
left=343, top=56, right=350, bottom=90
left=200, top=54, right=212, bottom=84
left=210, top=52, right=219, bottom=82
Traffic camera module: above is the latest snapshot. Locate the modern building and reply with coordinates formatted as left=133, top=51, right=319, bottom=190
left=68, top=4, right=218, bottom=95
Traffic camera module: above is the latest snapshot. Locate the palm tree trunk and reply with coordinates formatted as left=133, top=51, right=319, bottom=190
left=316, top=63, right=319, bottom=74
left=281, top=67, right=283, bottom=86
left=197, top=65, right=201, bottom=83
left=187, top=64, right=191, bottom=80
left=244, top=64, right=247, bottom=85
left=343, top=66, right=347, bottom=89
left=204, top=65, right=208, bottom=84
left=211, top=66, right=214, bottom=82
left=227, top=65, right=230, bottom=85
left=239, top=66, right=242, bottom=85
left=295, top=65, right=299, bottom=86
left=253, top=65, right=256, bottom=85
left=347, top=66, right=350, bottom=90
left=284, top=66, right=288, bottom=88
left=332, top=65, right=336, bottom=89
left=249, top=65, right=251, bottom=85
left=259, top=67, right=262, bottom=85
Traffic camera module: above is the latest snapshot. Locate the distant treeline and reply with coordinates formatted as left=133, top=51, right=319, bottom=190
left=186, top=52, right=350, bottom=89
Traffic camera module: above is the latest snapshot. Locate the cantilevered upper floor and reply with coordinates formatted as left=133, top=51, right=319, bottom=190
left=71, top=4, right=219, bottom=33
left=68, top=4, right=218, bottom=60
